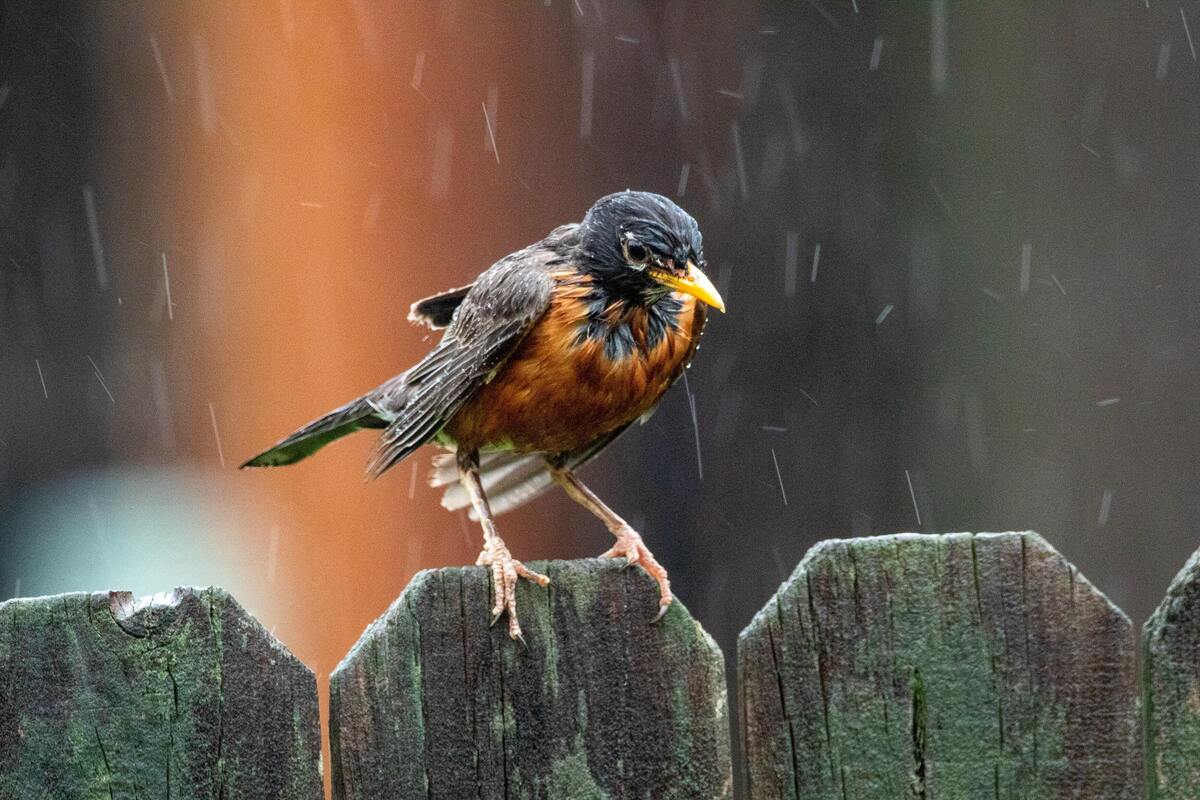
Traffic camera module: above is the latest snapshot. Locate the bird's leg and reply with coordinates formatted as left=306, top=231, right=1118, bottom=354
left=547, top=461, right=673, bottom=621
left=458, top=450, right=549, bottom=642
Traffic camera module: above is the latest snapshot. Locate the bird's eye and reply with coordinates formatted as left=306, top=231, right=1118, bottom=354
left=624, top=239, right=648, bottom=264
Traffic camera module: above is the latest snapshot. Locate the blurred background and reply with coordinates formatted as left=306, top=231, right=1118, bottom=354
left=3, top=1, right=1199, bottom=793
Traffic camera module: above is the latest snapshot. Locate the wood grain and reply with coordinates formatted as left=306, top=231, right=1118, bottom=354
left=1144, top=545, right=1200, bottom=798
left=330, top=558, right=731, bottom=799
left=0, top=587, right=322, bottom=799
left=737, top=532, right=1139, bottom=799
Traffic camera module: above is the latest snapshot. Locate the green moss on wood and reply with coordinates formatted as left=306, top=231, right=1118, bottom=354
left=542, top=735, right=610, bottom=800
left=737, top=532, right=1139, bottom=800
left=1144, top=546, right=1200, bottom=798
left=0, top=587, right=322, bottom=799
left=330, top=558, right=731, bottom=799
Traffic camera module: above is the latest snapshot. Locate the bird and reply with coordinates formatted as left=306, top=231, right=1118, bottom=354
left=241, top=190, right=724, bottom=641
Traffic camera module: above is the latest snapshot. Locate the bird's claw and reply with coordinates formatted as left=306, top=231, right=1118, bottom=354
left=599, top=526, right=673, bottom=622
left=476, top=536, right=549, bottom=641
left=601, top=543, right=641, bottom=568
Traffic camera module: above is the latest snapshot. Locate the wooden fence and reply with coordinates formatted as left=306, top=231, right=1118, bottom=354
left=0, top=531, right=1196, bottom=799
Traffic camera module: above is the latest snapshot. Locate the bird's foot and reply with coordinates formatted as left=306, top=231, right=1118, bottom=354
left=600, top=525, right=673, bottom=622
left=476, top=536, right=550, bottom=642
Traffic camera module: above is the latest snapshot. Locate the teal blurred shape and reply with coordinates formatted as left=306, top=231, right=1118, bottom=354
left=0, top=467, right=271, bottom=601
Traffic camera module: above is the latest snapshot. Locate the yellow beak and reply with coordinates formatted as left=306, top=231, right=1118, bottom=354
left=650, top=261, right=726, bottom=312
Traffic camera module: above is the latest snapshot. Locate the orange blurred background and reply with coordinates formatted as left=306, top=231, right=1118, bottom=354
left=182, top=3, right=450, bottom=787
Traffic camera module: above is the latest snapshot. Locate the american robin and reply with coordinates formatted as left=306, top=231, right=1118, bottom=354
left=242, top=191, right=724, bottom=641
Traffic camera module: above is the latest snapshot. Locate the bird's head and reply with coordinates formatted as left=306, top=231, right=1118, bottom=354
left=578, top=190, right=725, bottom=312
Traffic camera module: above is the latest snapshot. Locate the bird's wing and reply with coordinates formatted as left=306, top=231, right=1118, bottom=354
left=363, top=246, right=557, bottom=479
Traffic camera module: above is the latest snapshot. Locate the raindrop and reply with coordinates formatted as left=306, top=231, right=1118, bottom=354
left=870, top=36, right=884, bottom=71
left=82, top=186, right=107, bottom=289
left=35, top=359, right=47, bottom=399
left=931, top=0, right=948, bottom=93
left=208, top=401, right=226, bottom=467
left=676, top=163, right=690, bottom=197
left=771, top=449, right=788, bottom=505
left=149, top=35, right=175, bottom=103
left=1097, top=490, right=1113, bottom=526
left=1157, top=42, right=1171, bottom=79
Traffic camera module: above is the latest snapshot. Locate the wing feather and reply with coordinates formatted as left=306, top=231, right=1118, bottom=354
left=363, top=248, right=556, bottom=479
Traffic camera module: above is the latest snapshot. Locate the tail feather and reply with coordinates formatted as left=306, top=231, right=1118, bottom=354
left=428, top=450, right=526, bottom=488
left=240, top=397, right=382, bottom=468
left=435, top=422, right=634, bottom=518
left=439, top=453, right=552, bottom=514
left=478, top=461, right=557, bottom=516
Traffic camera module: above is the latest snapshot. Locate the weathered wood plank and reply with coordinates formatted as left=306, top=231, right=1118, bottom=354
left=737, top=531, right=1140, bottom=799
left=1144, top=546, right=1200, bottom=797
left=0, top=587, right=322, bottom=799
left=330, top=558, right=731, bottom=800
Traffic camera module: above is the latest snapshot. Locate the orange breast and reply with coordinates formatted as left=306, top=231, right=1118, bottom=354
left=445, top=275, right=705, bottom=454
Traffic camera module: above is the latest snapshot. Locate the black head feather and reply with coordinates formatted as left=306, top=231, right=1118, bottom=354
left=576, top=190, right=705, bottom=305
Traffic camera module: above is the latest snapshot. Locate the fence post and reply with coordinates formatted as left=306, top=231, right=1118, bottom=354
left=737, top=531, right=1141, bottom=799
left=0, top=587, right=323, bottom=799
left=1144, top=546, right=1200, bottom=798
left=330, top=558, right=732, bottom=799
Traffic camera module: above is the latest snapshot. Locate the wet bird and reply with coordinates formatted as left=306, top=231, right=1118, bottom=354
left=242, top=191, right=724, bottom=640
